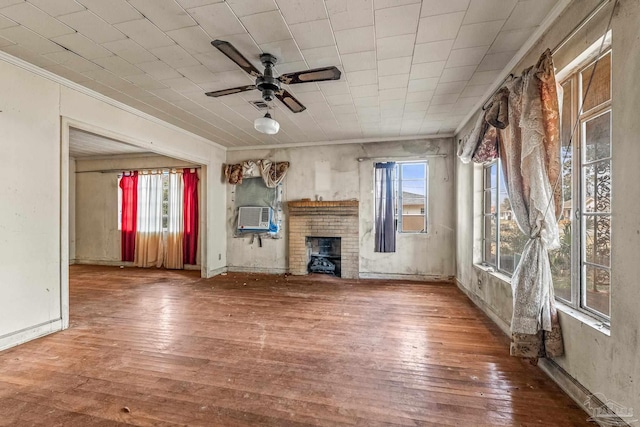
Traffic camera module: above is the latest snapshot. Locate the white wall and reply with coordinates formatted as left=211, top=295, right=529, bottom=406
left=74, top=155, right=201, bottom=266
left=455, top=0, right=640, bottom=418
left=0, top=54, right=227, bottom=351
left=226, top=138, right=456, bottom=280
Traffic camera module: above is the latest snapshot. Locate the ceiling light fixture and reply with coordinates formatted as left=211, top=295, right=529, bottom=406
left=254, top=112, right=279, bottom=134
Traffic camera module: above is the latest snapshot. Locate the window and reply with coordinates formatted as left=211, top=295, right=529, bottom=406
left=552, top=48, right=612, bottom=320
left=482, top=161, right=523, bottom=274
left=118, top=171, right=171, bottom=231
left=374, top=161, right=428, bottom=234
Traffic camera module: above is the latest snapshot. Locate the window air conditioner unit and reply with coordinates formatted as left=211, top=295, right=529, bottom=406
left=237, top=206, right=272, bottom=231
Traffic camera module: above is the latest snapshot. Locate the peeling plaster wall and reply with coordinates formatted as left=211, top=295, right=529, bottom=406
left=226, top=138, right=455, bottom=279
left=74, top=155, right=201, bottom=266
left=455, top=0, right=640, bottom=417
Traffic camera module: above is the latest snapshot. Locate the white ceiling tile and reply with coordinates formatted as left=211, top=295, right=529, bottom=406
left=335, top=26, right=374, bottom=54
left=420, top=0, right=470, bottom=17
left=440, top=65, right=476, bottom=83
left=413, top=39, right=454, bottom=63
left=410, top=60, right=445, bottom=79
left=93, top=55, right=143, bottom=76
left=125, top=73, right=169, bottom=90
left=58, top=10, right=125, bottom=44
left=128, top=0, right=196, bottom=31
left=293, top=90, right=326, bottom=104
left=137, top=60, right=183, bottom=80
left=378, top=56, right=411, bottom=77
left=288, top=81, right=318, bottom=92
left=453, top=21, right=503, bottom=49
left=176, top=64, right=218, bottom=84
left=75, top=0, right=142, bottom=24
left=0, top=26, right=65, bottom=55
left=488, top=27, right=534, bottom=53
left=468, top=69, right=500, bottom=85
left=476, top=50, right=515, bottom=71
left=376, top=34, right=415, bottom=60
left=28, top=0, right=86, bottom=17
left=102, top=39, right=158, bottom=64
left=44, top=50, right=101, bottom=72
left=241, top=10, right=291, bottom=44
left=463, top=0, right=517, bottom=25
left=150, top=44, right=200, bottom=69
left=379, top=73, right=409, bottom=89
left=350, top=84, right=378, bottom=98
left=354, top=96, right=378, bottom=107
left=319, top=81, right=350, bottom=95
left=341, top=51, right=376, bottom=72
left=274, top=60, right=307, bottom=74
left=374, top=3, right=420, bottom=39
left=260, top=38, right=303, bottom=63
left=326, top=0, right=373, bottom=31
left=301, top=45, right=340, bottom=68
left=225, top=0, right=277, bottom=17
left=276, top=0, right=327, bottom=24
left=378, top=88, right=406, bottom=100
left=430, top=94, right=458, bottom=105
left=416, top=12, right=464, bottom=43
left=82, top=68, right=131, bottom=90
left=503, top=0, right=555, bottom=31
left=194, top=51, right=241, bottom=72
left=2, top=45, right=59, bottom=67
left=2, top=3, right=74, bottom=38
left=403, top=101, right=428, bottom=112
left=161, top=76, right=203, bottom=93
left=216, top=33, right=262, bottom=66
left=374, top=0, right=420, bottom=9
left=345, top=69, right=378, bottom=86
left=51, top=32, right=111, bottom=59
left=446, top=45, right=489, bottom=67
left=460, top=83, right=489, bottom=97
left=325, top=93, right=353, bottom=106
left=166, top=26, right=214, bottom=54
left=0, top=15, right=17, bottom=29
left=331, top=103, right=356, bottom=114
left=407, top=77, right=438, bottom=92
left=405, top=90, right=433, bottom=102
left=115, top=19, right=175, bottom=50
left=434, top=81, right=466, bottom=95
left=187, top=3, right=245, bottom=38
left=429, top=100, right=460, bottom=112
left=289, top=19, right=334, bottom=50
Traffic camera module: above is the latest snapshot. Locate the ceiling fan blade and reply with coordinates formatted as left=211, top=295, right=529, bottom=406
left=275, top=89, right=306, bottom=113
left=205, top=85, right=257, bottom=97
left=211, top=40, right=262, bottom=77
left=278, top=66, right=341, bottom=85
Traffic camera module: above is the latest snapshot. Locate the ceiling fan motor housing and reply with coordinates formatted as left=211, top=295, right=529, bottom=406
left=256, top=53, right=280, bottom=102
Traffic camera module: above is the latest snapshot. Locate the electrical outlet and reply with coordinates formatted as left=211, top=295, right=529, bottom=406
left=477, top=278, right=482, bottom=289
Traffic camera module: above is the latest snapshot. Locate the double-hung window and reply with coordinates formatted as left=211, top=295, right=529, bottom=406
left=482, top=160, right=523, bottom=274
left=553, top=47, right=612, bottom=320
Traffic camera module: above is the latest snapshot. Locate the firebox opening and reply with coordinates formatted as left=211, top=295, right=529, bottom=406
left=306, top=237, right=341, bottom=277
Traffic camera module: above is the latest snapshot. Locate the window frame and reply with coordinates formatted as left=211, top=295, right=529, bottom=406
left=558, top=48, right=613, bottom=322
left=482, top=160, right=514, bottom=276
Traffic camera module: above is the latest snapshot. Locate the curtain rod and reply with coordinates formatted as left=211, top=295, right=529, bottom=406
left=480, top=0, right=611, bottom=111
left=75, top=166, right=201, bottom=174
left=357, top=154, right=446, bottom=162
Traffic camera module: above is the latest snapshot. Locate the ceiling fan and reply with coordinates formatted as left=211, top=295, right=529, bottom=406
left=204, top=39, right=342, bottom=114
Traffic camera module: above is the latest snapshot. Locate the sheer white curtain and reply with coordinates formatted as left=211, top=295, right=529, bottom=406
left=164, top=170, right=184, bottom=269
left=134, top=172, right=164, bottom=268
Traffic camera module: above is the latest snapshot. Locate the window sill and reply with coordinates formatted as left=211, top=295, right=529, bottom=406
left=555, top=300, right=611, bottom=337
left=473, top=264, right=610, bottom=336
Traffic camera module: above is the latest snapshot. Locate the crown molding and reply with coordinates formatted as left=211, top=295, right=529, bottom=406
left=226, top=133, right=454, bottom=152
left=0, top=50, right=227, bottom=152
left=454, top=0, right=573, bottom=136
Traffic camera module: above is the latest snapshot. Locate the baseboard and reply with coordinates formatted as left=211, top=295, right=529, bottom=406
left=455, top=280, right=631, bottom=427
left=359, top=272, right=455, bottom=282
left=227, top=266, right=288, bottom=275
left=74, top=259, right=132, bottom=267
left=206, top=266, right=228, bottom=278
left=0, top=319, right=62, bottom=352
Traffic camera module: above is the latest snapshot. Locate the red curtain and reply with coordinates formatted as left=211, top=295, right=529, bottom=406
left=119, top=172, right=138, bottom=262
left=183, top=169, right=199, bottom=265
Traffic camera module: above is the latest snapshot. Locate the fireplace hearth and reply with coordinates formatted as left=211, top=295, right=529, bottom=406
left=307, top=237, right=341, bottom=276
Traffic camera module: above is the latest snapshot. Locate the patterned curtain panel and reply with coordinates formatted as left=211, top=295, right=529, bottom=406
left=134, top=172, right=164, bottom=268
left=374, top=162, right=396, bottom=253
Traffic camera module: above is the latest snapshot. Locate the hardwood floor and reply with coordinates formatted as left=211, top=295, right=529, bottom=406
left=0, top=266, right=591, bottom=426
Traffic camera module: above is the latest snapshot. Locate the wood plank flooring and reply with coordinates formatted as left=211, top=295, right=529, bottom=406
left=0, top=266, right=592, bottom=426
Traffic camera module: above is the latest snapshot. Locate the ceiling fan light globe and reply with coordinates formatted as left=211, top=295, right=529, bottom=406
left=254, top=114, right=280, bottom=134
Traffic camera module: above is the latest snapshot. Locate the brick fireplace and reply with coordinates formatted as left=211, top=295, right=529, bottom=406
left=287, top=200, right=359, bottom=279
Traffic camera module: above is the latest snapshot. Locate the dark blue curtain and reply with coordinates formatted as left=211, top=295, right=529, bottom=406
left=374, top=162, right=396, bottom=252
